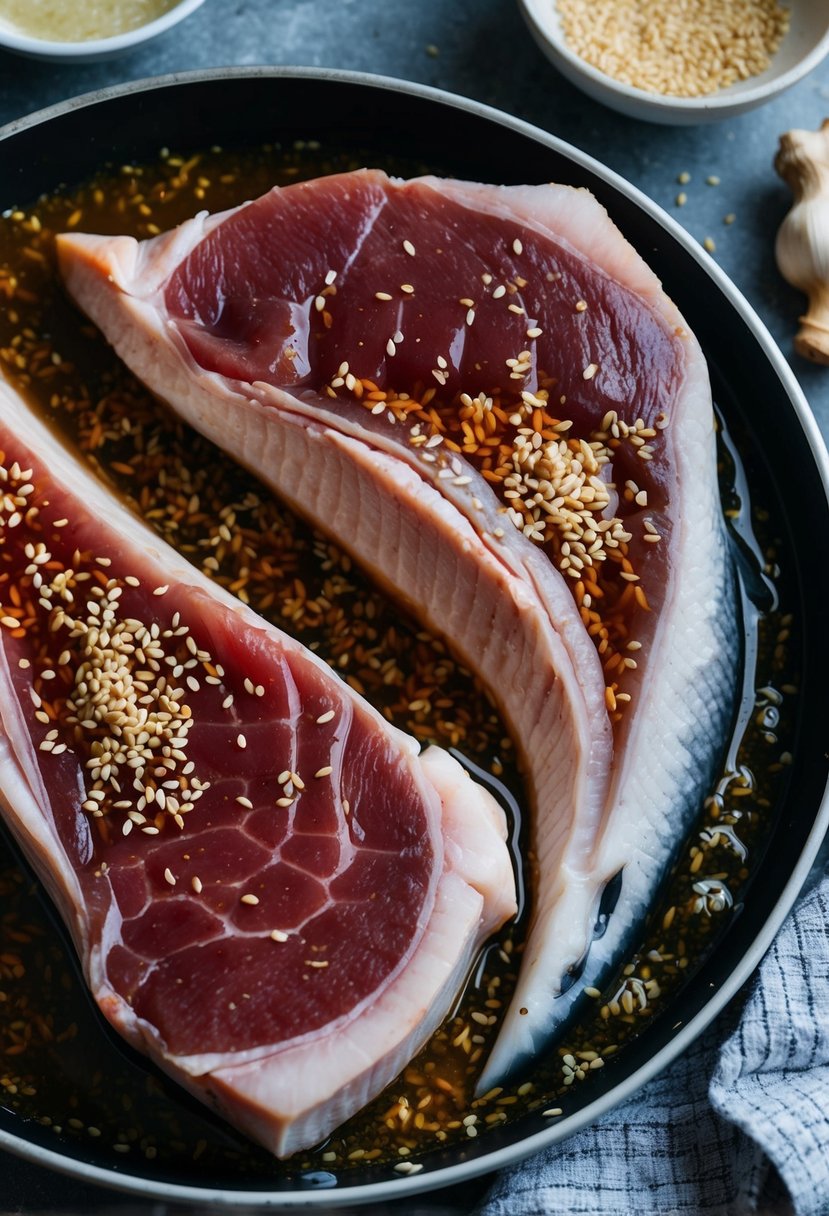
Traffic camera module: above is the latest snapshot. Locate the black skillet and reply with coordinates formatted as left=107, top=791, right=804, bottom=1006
left=0, top=67, right=827, bottom=1209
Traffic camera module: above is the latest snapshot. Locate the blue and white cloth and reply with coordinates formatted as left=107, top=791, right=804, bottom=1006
left=479, top=873, right=829, bottom=1216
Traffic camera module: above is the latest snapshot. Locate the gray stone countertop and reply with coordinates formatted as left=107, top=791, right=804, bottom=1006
left=0, top=1, right=827, bottom=1212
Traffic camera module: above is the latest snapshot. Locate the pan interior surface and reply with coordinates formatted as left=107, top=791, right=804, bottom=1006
left=0, top=69, right=827, bottom=1208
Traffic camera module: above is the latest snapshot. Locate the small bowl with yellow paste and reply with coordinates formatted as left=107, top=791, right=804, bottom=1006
left=519, top=0, right=829, bottom=124
left=0, top=0, right=206, bottom=62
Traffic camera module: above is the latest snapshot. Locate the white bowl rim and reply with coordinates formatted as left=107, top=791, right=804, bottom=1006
left=519, top=0, right=829, bottom=112
left=0, top=0, right=206, bottom=57
left=0, top=63, right=827, bottom=1211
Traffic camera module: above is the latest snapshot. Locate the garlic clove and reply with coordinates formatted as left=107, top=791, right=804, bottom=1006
left=774, top=118, right=829, bottom=365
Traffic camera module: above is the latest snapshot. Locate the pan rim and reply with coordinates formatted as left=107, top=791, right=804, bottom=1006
left=0, top=63, right=828, bottom=1210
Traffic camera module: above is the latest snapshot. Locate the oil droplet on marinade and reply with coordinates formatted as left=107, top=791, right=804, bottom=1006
left=0, top=0, right=179, bottom=41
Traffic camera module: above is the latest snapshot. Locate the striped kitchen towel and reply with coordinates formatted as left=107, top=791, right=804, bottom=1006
left=478, top=872, right=829, bottom=1216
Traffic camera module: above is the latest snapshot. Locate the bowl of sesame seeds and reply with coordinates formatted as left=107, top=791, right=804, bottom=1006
left=519, top=0, right=829, bottom=124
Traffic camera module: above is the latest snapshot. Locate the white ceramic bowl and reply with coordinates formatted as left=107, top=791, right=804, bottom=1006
left=0, top=0, right=206, bottom=63
left=519, top=0, right=829, bottom=124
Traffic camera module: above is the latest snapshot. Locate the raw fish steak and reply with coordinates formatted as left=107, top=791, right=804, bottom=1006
left=58, top=169, right=739, bottom=1088
left=0, top=373, right=515, bottom=1155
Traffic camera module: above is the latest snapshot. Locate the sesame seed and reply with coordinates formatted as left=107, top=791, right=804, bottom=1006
left=583, top=362, right=598, bottom=380
left=236, top=733, right=247, bottom=749
left=401, top=283, right=414, bottom=294
left=314, top=765, right=333, bottom=778
left=152, top=585, right=169, bottom=596
left=241, top=893, right=259, bottom=906
left=512, top=238, right=523, bottom=255
left=557, top=0, right=789, bottom=97
left=375, top=291, right=392, bottom=301
left=192, top=876, right=203, bottom=894
left=270, top=929, right=288, bottom=942
left=163, top=868, right=176, bottom=886
left=235, top=795, right=253, bottom=808
left=316, top=709, right=336, bottom=724
left=402, top=239, right=416, bottom=256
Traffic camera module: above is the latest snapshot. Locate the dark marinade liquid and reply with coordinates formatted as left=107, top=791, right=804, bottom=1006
left=0, top=143, right=800, bottom=1185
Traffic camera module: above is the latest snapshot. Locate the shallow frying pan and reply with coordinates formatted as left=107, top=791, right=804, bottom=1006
left=0, top=67, right=827, bottom=1210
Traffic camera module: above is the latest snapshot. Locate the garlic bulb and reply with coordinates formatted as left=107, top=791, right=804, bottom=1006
left=775, top=118, right=829, bottom=365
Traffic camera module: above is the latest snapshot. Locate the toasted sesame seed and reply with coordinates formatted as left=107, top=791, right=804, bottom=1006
left=557, top=0, right=789, bottom=97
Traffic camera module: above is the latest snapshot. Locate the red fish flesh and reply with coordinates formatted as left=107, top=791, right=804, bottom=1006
left=0, top=373, right=515, bottom=1155
left=57, top=169, right=738, bottom=1089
